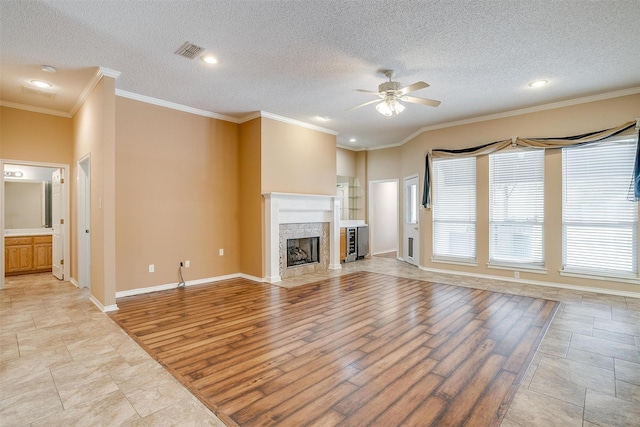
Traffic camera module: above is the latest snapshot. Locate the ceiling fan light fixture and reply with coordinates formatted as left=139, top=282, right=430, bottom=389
left=376, top=98, right=405, bottom=117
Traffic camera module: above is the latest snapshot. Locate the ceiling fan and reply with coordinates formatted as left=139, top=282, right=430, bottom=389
left=347, top=70, right=441, bottom=117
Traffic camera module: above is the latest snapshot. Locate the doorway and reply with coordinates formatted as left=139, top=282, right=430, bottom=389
left=78, top=156, right=91, bottom=288
left=368, top=179, right=398, bottom=257
left=0, top=160, right=70, bottom=289
left=403, top=175, right=420, bottom=266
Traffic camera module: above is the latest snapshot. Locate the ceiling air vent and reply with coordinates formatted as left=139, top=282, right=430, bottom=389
left=175, top=41, right=204, bottom=59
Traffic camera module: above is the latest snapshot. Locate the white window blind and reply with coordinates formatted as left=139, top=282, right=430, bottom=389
left=562, top=138, right=638, bottom=278
left=489, top=149, right=544, bottom=266
left=433, top=157, right=476, bottom=262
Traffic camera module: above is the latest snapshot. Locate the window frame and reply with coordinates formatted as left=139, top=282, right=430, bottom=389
left=488, top=148, right=546, bottom=270
left=431, top=156, right=477, bottom=265
left=561, top=136, right=638, bottom=281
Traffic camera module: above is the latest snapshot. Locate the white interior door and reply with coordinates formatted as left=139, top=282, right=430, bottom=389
left=51, top=168, right=64, bottom=280
left=78, top=158, right=91, bottom=288
left=403, top=175, right=420, bottom=266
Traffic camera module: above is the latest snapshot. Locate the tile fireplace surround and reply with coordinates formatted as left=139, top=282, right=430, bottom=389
left=263, top=193, right=341, bottom=283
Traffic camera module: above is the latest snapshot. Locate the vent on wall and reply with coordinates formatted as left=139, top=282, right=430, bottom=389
left=175, top=41, right=204, bottom=59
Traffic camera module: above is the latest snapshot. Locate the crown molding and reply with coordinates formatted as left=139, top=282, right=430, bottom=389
left=238, top=111, right=261, bottom=123
left=256, top=111, right=340, bottom=136
left=366, top=141, right=404, bottom=151
left=99, top=67, right=121, bottom=79
left=336, top=144, right=366, bottom=152
left=397, top=86, right=640, bottom=147
left=115, top=90, right=240, bottom=123
left=0, top=100, right=71, bottom=118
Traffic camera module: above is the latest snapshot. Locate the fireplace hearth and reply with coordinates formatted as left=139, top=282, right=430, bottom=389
left=287, top=237, right=320, bottom=267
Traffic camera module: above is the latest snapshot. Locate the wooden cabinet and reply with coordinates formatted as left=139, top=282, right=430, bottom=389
left=340, top=228, right=346, bottom=262
left=33, top=236, right=53, bottom=271
left=5, top=235, right=52, bottom=275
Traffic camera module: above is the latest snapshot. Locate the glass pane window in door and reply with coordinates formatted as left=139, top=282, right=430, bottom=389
left=407, top=183, right=418, bottom=224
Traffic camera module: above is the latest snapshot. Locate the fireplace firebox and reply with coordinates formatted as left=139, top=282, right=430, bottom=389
left=287, top=237, right=320, bottom=267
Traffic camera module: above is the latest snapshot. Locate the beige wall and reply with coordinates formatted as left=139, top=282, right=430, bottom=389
left=1, top=106, right=73, bottom=283
left=397, top=94, right=640, bottom=294
left=72, top=77, right=118, bottom=306
left=0, top=107, right=73, bottom=164
left=337, top=147, right=357, bottom=177
left=238, top=118, right=263, bottom=277
left=114, top=97, right=240, bottom=291
left=261, top=118, right=337, bottom=195
left=367, top=146, right=401, bottom=181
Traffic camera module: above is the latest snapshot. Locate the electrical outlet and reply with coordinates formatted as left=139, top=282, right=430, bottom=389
left=514, top=271, right=519, bottom=279
left=185, top=260, right=190, bottom=268
left=149, top=264, right=155, bottom=273
left=219, top=249, right=224, bottom=256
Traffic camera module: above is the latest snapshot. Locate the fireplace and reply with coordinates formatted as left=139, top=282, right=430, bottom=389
left=279, top=222, right=329, bottom=279
left=264, top=193, right=342, bottom=283
left=287, top=237, right=320, bottom=267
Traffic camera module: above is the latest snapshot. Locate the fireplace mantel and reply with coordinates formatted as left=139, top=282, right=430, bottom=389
left=263, top=192, right=341, bottom=283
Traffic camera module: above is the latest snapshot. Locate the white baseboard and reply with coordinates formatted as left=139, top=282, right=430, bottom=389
left=372, top=250, right=397, bottom=256
left=264, top=275, right=282, bottom=284
left=115, top=273, right=267, bottom=299
left=418, top=265, right=640, bottom=299
left=90, top=294, right=119, bottom=312
left=69, top=277, right=79, bottom=288
left=237, top=273, right=266, bottom=283
left=328, top=263, right=342, bottom=270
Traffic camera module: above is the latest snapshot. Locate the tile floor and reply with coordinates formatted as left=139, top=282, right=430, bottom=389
left=1, top=257, right=639, bottom=426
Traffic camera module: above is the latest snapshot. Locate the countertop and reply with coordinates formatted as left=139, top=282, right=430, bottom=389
left=5, top=229, right=54, bottom=237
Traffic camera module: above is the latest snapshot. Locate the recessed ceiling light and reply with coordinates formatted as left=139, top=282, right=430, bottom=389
left=528, top=79, right=548, bottom=88
left=201, top=55, right=218, bottom=64
left=317, top=115, right=330, bottom=121
left=41, top=65, right=57, bottom=73
left=31, top=80, right=52, bottom=88
left=349, top=138, right=356, bottom=143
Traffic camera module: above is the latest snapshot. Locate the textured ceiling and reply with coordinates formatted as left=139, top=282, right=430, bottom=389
left=1, top=1, right=639, bottom=149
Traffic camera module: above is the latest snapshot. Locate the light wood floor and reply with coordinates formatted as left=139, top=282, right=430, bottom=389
left=110, top=271, right=558, bottom=426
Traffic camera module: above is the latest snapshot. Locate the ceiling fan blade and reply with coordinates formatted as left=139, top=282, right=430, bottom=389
left=355, top=89, right=381, bottom=94
left=399, top=81, right=429, bottom=95
left=346, top=98, right=383, bottom=111
left=402, top=95, right=441, bottom=107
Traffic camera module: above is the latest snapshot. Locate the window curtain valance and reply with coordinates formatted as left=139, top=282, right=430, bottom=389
left=422, top=119, right=640, bottom=208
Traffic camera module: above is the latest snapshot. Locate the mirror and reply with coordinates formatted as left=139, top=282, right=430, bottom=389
left=3, top=165, right=56, bottom=231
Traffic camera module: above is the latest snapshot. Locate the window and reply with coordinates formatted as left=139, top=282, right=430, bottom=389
left=432, top=157, right=476, bottom=262
left=489, top=149, right=544, bottom=267
left=562, top=138, right=637, bottom=278
left=407, top=181, right=417, bottom=224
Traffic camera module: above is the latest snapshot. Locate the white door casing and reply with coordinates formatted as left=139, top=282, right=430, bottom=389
left=78, top=157, right=91, bottom=288
left=403, top=175, right=420, bottom=266
left=52, top=168, right=64, bottom=280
